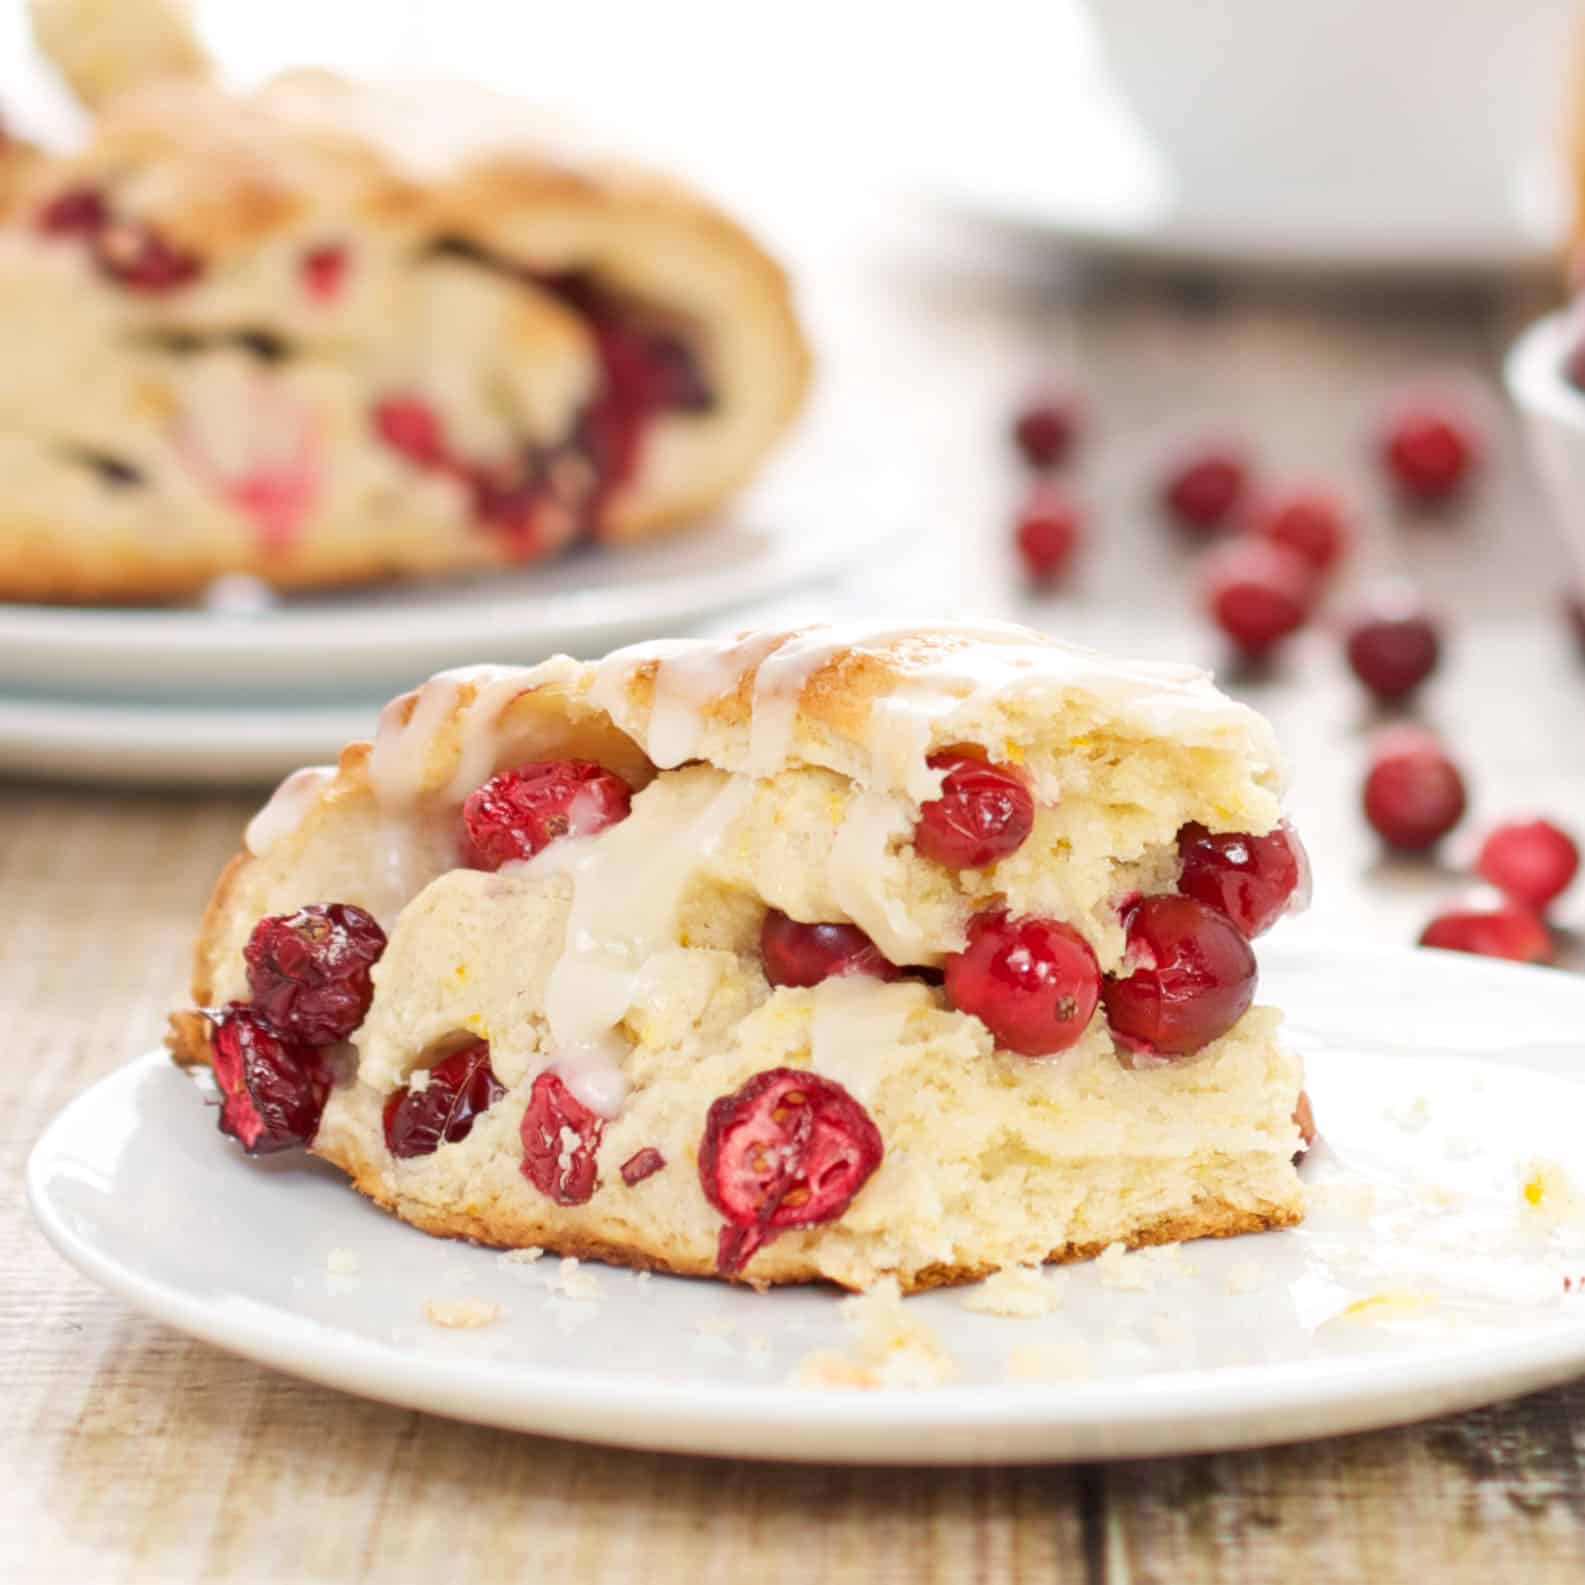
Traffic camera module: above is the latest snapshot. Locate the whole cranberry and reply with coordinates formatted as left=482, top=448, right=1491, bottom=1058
left=944, top=909, right=1102, bottom=1057
left=1176, top=821, right=1304, bottom=938
left=1419, top=902, right=1552, bottom=963
left=382, top=1041, right=505, bottom=1159
left=915, top=749, right=1036, bottom=869
left=94, top=219, right=202, bottom=291
left=1162, top=445, right=1249, bottom=534
left=244, top=903, right=387, bottom=1046
left=1101, top=895, right=1257, bottom=1058
left=1379, top=398, right=1480, bottom=504
left=1345, top=607, right=1441, bottom=702
left=463, top=759, right=632, bottom=869
left=1250, top=487, right=1351, bottom=573
left=1015, top=484, right=1083, bottom=585
left=761, top=909, right=902, bottom=988
left=209, top=1003, right=330, bottom=1154
left=1202, top=541, right=1316, bottom=657
left=301, top=243, right=349, bottom=302
left=520, top=1071, right=604, bottom=1205
left=1362, top=729, right=1467, bottom=851
left=373, top=396, right=450, bottom=470
left=698, top=1067, right=883, bottom=1276
left=1012, top=389, right=1081, bottom=469
left=1475, top=819, right=1580, bottom=912
left=36, top=186, right=108, bottom=237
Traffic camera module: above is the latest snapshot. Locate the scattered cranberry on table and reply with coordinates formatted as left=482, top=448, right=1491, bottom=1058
left=1361, top=728, right=1467, bottom=851
left=1474, top=819, right=1580, bottom=913
left=1202, top=540, right=1316, bottom=657
left=1012, top=388, right=1082, bottom=469
left=1419, top=901, right=1552, bottom=963
left=1014, top=483, right=1083, bottom=585
left=1344, top=605, right=1442, bottom=703
left=1161, top=444, right=1249, bottom=534
left=1250, top=486, right=1351, bottom=574
left=1378, top=397, right=1480, bottom=505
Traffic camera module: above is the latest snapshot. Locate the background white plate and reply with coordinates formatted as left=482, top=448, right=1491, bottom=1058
left=27, top=941, right=1585, bottom=1464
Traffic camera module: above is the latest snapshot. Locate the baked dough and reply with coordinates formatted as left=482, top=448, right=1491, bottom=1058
left=170, top=622, right=1308, bottom=1292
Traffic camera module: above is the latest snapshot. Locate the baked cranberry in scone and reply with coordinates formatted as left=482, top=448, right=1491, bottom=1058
left=209, top=1003, right=331, bottom=1155
left=463, top=760, right=632, bottom=869
left=761, top=910, right=903, bottom=988
left=383, top=1041, right=505, bottom=1159
left=243, top=903, right=387, bottom=1046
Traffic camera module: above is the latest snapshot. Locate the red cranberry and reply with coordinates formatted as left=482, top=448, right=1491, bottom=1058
left=1379, top=399, right=1479, bottom=504
left=300, top=243, right=349, bottom=302
left=1012, top=390, right=1081, bottom=469
left=382, top=1041, right=504, bottom=1160
left=373, top=396, right=450, bottom=469
left=944, top=909, right=1102, bottom=1057
left=1162, top=446, right=1249, bottom=534
left=620, top=1147, right=666, bottom=1186
left=1014, top=484, right=1083, bottom=584
left=243, top=903, right=387, bottom=1046
left=1294, top=1090, right=1317, bottom=1153
left=36, top=186, right=108, bottom=237
left=1344, top=607, right=1441, bottom=702
left=94, top=219, right=201, bottom=291
left=1101, top=895, right=1257, bottom=1058
left=1419, top=902, right=1551, bottom=963
left=1362, top=729, right=1466, bottom=851
left=1202, top=541, right=1316, bottom=656
left=698, top=1068, right=883, bottom=1276
left=760, top=909, right=902, bottom=989
left=1567, top=338, right=1585, bottom=394
left=463, top=759, right=632, bottom=870
left=1475, top=819, right=1580, bottom=911
left=209, top=1003, right=330, bottom=1154
left=1251, top=487, right=1351, bottom=573
left=1176, top=821, right=1302, bottom=938
left=520, top=1071, right=604, bottom=1205
left=915, top=749, right=1036, bottom=869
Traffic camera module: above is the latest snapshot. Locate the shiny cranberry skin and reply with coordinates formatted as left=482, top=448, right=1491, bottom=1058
left=915, top=750, right=1036, bottom=869
left=209, top=1003, right=330, bottom=1154
left=760, top=909, right=902, bottom=989
left=1419, top=902, right=1552, bottom=963
left=463, top=759, right=632, bottom=870
left=1012, top=390, right=1081, bottom=468
left=944, top=909, right=1101, bottom=1057
left=1102, top=895, right=1257, bottom=1058
left=1203, top=541, right=1315, bottom=656
left=1176, top=821, right=1302, bottom=938
left=1162, top=446, right=1249, bottom=534
left=382, top=1041, right=504, bottom=1160
left=301, top=243, right=349, bottom=302
left=699, top=1067, right=883, bottom=1276
left=244, top=903, right=387, bottom=1046
left=1362, top=729, right=1466, bottom=851
left=94, top=219, right=201, bottom=291
left=1379, top=400, right=1479, bottom=504
left=1015, top=484, right=1083, bottom=584
left=37, top=186, right=108, bottom=237
left=520, top=1071, right=604, bottom=1205
left=620, top=1147, right=666, bottom=1186
left=1475, top=819, right=1580, bottom=911
left=1345, top=608, right=1441, bottom=702
left=373, top=396, right=450, bottom=469
left=1251, top=487, right=1351, bottom=573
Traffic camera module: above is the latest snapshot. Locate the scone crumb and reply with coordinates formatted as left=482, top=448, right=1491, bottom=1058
left=694, top=1314, right=737, bottom=1338
left=424, top=1297, right=503, bottom=1329
left=635, top=1270, right=653, bottom=1284
left=961, top=1264, right=1061, bottom=1318
left=1520, top=1157, right=1583, bottom=1224
left=1223, top=1260, right=1260, bottom=1296
left=1095, top=1243, right=1156, bottom=1292
left=548, top=1257, right=602, bottom=1302
left=1006, top=1339, right=1092, bottom=1383
left=326, top=1248, right=361, bottom=1276
left=498, top=1246, right=545, bottom=1267
left=792, top=1278, right=954, bottom=1389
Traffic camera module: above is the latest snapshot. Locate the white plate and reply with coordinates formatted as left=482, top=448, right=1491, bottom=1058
left=27, top=942, right=1585, bottom=1463
left=0, top=451, right=907, bottom=705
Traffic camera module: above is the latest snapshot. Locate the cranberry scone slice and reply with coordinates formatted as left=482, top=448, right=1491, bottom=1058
left=170, top=623, right=1310, bottom=1292
left=4, top=56, right=808, bottom=599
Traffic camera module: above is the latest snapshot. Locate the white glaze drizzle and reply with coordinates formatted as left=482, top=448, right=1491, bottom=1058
left=245, top=765, right=335, bottom=857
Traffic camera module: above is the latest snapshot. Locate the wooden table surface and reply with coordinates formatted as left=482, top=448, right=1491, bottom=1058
left=5, top=226, right=1585, bottom=1581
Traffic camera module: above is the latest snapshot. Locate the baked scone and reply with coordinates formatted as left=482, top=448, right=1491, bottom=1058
left=2, top=16, right=808, bottom=600
left=168, top=622, right=1312, bottom=1292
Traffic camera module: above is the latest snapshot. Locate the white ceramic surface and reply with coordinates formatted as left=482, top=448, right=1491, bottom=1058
left=28, top=941, right=1585, bottom=1464
left=1507, top=310, right=1585, bottom=590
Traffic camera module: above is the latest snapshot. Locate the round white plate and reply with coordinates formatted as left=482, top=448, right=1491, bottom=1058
left=0, top=450, right=908, bottom=705
left=28, top=942, right=1585, bottom=1463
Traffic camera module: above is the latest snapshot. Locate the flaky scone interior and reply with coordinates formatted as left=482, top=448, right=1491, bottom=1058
left=170, top=623, right=1311, bottom=1292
